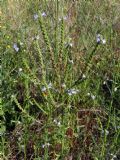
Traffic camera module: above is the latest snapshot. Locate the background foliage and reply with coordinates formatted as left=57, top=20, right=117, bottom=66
left=0, top=0, right=120, bottom=159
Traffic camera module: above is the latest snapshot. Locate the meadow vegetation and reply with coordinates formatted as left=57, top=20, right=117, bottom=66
left=0, top=0, right=120, bottom=159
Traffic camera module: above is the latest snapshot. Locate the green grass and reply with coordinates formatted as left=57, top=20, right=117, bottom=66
left=0, top=0, right=120, bottom=159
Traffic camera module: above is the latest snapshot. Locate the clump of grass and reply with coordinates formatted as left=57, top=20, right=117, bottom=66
left=1, top=0, right=120, bottom=159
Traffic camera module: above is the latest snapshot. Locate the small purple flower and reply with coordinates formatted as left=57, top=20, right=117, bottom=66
left=18, top=68, right=22, bottom=72
left=63, top=16, right=67, bottom=20
left=67, top=88, right=79, bottom=96
left=59, top=18, right=62, bottom=21
left=68, top=59, right=74, bottom=64
left=41, top=12, right=46, bottom=17
left=102, top=39, right=106, bottom=44
left=96, top=34, right=101, bottom=44
left=41, top=86, right=47, bottom=92
left=42, top=142, right=50, bottom=148
left=82, top=74, right=86, bottom=79
left=91, top=94, right=96, bottom=100
left=13, top=43, right=19, bottom=52
left=33, top=13, right=39, bottom=20
left=36, top=35, right=40, bottom=40
left=96, top=34, right=106, bottom=44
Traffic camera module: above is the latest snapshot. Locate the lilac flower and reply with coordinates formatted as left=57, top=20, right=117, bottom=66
left=87, top=93, right=96, bottom=100
left=63, top=16, right=67, bottom=20
left=61, top=83, right=66, bottom=88
left=41, top=12, right=46, bottom=17
left=59, top=16, right=67, bottom=21
left=91, top=94, right=96, bottom=100
left=103, top=81, right=106, bottom=84
left=87, top=93, right=91, bottom=96
left=114, top=87, right=117, bottom=92
left=96, top=34, right=101, bottom=43
left=33, top=13, right=38, bottom=20
left=68, top=59, right=74, bottom=64
left=53, top=119, right=61, bottom=126
left=96, top=34, right=106, bottom=44
left=102, top=39, right=106, bottom=44
left=48, top=82, right=52, bottom=89
left=102, top=129, right=109, bottom=136
left=42, top=143, right=50, bottom=148
left=41, top=86, right=47, bottom=92
left=36, top=35, right=40, bottom=40
left=82, top=74, right=86, bottom=79
left=18, top=68, right=22, bottom=72
left=69, top=43, right=73, bottom=47
left=111, top=155, right=117, bottom=160
left=59, top=18, right=62, bottom=21
left=13, top=43, right=19, bottom=52
left=41, top=83, right=52, bottom=92
left=67, top=88, right=79, bottom=96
